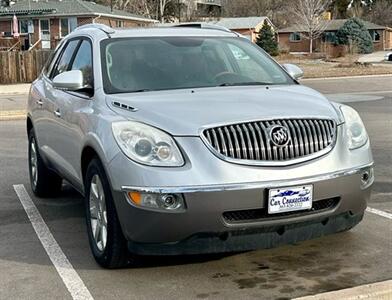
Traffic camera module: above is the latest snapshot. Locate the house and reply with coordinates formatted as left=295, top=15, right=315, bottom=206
left=210, top=16, right=274, bottom=42
left=278, top=19, right=392, bottom=54
left=0, top=0, right=157, bottom=50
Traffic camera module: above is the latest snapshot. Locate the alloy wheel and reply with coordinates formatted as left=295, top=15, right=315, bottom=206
left=30, top=138, right=38, bottom=188
left=89, top=175, right=108, bottom=252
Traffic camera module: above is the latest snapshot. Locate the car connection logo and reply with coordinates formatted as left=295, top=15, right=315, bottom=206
left=269, top=125, right=290, bottom=147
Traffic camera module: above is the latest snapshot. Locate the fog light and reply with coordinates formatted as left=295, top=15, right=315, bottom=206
left=127, top=192, right=185, bottom=212
left=361, top=168, right=374, bottom=189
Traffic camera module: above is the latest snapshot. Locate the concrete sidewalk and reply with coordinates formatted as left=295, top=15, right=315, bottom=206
left=0, top=84, right=30, bottom=120
left=358, top=51, right=390, bottom=63
left=0, top=83, right=30, bottom=95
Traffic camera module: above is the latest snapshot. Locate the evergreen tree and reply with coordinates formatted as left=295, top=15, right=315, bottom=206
left=336, top=18, right=374, bottom=54
left=255, top=20, right=279, bottom=56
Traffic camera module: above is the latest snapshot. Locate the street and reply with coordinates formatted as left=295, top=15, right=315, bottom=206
left=0, top=75, right=391, bottom=300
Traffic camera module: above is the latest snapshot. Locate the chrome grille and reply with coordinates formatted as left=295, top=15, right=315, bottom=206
left=202, top=119, right=336, bottom=164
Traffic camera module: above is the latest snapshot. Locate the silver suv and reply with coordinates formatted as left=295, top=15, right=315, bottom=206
left=27, top=24, right=374, bottom=268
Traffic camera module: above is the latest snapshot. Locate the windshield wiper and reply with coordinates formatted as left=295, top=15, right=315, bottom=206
left=218, top=82, right=272, bottom=87
left=128, top=89, right=152, bottom=93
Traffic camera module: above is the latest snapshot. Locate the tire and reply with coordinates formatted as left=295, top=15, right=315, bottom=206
left=84, top=158, right=129, bottom=268
left=28, top=130, right=62, bottom=197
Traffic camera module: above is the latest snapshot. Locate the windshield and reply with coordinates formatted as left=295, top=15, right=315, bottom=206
left=101, top=37, right=295, bottom=94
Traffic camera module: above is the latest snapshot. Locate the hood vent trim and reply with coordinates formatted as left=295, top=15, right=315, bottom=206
left=112, top=101, right=138, bottom=112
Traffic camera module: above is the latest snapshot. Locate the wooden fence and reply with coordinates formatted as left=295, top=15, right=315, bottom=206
left=0, top=50, right=53, bottom=84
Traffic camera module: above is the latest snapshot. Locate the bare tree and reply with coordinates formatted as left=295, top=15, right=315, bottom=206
left=158, top=0, right=173, bottom=22
left=366, top=0, right=392, bottom=27
left=288, top=0, right=332, bottom=53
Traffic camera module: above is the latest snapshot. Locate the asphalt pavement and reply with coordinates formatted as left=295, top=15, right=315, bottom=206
left=0, top=75, right=391, bottom=300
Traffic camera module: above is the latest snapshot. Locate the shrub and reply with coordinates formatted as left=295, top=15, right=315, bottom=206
left=336, top=18, right=374, bottom=54
left=255, top=20, right=279, bottom=56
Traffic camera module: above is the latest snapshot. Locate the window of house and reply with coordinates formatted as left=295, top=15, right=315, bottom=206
left=60, top=18, right=69, bottom=37
left=116, top=20, right=124, bottom=28
left=19, top=20, right=29, bottom=34
left=71, top=40, right=93, bottom=88
left=60, top=17, right=78, bottom=38
left=323, top=32, right=337, bottom=43
left=371, top=30, right=381, bottom=42
left=289, top=32, right=301, bottom=42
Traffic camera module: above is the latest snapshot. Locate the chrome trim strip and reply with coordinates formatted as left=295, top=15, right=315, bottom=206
left=121, top=163, right=374, bottom=194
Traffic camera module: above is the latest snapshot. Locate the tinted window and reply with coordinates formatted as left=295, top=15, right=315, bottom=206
left=71, top=40, right=93, bottom=87
left=51, top=40, right=79, bottom=79
left=101, top=37, right=294, bottom=94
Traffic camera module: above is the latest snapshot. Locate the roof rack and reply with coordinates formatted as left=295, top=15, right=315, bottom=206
left=75, top=23, right=115, bottom=35
left=172, top=23, right=232, bottom=33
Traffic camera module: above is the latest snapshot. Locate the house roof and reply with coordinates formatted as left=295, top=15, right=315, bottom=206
left=0, top=0, right=157, bottom=22
left=278, top=19, right=387, bottom=33
left=211, top=17, right=271, bottom=30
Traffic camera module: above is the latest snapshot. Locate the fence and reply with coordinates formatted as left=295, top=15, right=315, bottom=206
left=0, top=50, right=53, bottom=84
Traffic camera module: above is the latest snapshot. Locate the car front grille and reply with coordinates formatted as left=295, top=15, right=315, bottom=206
left=223, top=197, right=340, bottom=224
left=202, top=118, right=337, bottom=165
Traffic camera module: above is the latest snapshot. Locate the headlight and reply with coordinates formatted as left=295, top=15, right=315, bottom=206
left=112, top=121, right=184, bottom=166
left=340, top=105, right=368, bottom=149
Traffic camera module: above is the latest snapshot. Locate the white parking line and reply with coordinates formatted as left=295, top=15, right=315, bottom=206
left=13, top=184, right=94, bottom=300
left=366, top=207, right=392, bottom=220
left=294, top=279, right=392, bottom=300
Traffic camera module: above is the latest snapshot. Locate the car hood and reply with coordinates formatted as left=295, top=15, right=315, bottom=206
left=106, top=85, right=340, bottom=136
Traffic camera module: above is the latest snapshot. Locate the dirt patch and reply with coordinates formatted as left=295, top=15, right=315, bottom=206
left=276, top=55, right=392, bottom=79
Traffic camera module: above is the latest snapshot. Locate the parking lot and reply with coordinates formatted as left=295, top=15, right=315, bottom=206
left=0, top=75, right=391, bottom=300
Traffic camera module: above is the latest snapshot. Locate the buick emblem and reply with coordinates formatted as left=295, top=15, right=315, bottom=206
left=269, top=125, right=290, bottom=147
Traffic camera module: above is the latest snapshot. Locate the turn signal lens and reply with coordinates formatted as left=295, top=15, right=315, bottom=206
left=126, top=192, right=186, bottom=212
left=128, top=192, right=142, bottom=205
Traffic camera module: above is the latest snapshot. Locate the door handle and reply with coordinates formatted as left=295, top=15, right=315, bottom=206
left=54, top=109, right=61, bottom=118
left=36, top=99, right=44, bottom=106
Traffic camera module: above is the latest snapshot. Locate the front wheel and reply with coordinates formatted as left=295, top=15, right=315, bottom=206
left=28, top=130, right=62, bottom=197
left=85, top=158, right=129, bottom=268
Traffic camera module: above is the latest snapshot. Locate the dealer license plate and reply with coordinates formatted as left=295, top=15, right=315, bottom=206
left=268, top=185, right=313, bottom=214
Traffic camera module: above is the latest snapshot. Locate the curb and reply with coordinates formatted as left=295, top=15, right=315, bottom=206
left=0, top=92, right=28, bottom=95
left=294, top=279, right=392, bottom=300
left=0, top=110, right=26, bottom=121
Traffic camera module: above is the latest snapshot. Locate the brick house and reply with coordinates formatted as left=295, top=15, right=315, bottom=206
left=210, top=17, right=275, bottom=42
left=278, top=19, right=392, bottom=54
left=0, top=0, right=157, bottom=50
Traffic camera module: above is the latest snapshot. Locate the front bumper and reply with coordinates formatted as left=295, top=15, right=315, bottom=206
left=126, top=212, right=364, bottom=255
left=112, top=164, right=373, bottom=248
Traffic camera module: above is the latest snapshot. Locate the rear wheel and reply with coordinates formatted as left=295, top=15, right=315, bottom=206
left=85, top=158, right=129, bottom=268
left=28, top=130, right=62, bottom=197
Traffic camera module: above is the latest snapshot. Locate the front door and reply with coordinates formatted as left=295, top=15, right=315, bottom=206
left=44, top=38, right=94, bottom=187
left=41, top=38, right=81, bottom=178
left=39, top=19, right=50, bottom=49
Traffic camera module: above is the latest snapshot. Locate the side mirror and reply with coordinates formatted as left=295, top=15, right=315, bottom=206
left=282, top=64, right=304, bottom=80
left=52, top=70, right=85, bottom=91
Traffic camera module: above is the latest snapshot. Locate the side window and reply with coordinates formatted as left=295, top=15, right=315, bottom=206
left=71, top=40, right=93, bottom=88
left=44, top=40, right=66, bottom=77
left=50, top=39, right=80, bottom=79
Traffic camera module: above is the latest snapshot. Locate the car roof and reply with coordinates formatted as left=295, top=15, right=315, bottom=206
left=72, top=25, right=239, bottom=39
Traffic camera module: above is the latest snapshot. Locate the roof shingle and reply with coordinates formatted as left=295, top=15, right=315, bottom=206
left=278, top=19, right=387, bottom=33
left=0, top=0, right=156, bottom=22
